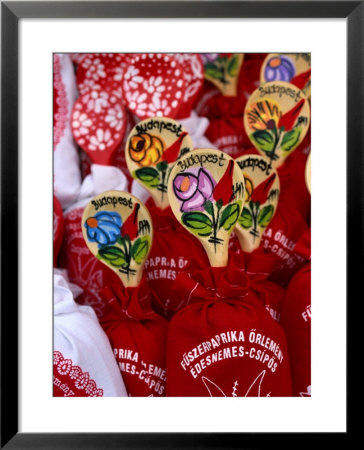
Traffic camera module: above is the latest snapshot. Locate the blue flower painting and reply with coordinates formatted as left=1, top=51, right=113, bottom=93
left=84, top=211, right=122, bottom=246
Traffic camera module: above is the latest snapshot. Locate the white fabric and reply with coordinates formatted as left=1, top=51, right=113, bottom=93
left=64, top=163, right=129, bottom=214
left=54, top=273, right=128, bottom=397
left=53, top=53, right=82, bottom=209
left=53, top=268, right=83, bottom=299
left=179, top=111, right=216, bottom=149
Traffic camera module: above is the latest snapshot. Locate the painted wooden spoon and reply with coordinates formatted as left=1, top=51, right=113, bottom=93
left=260, top=53, right=311, bottom=100
left=234, top=154, right=280, bottom=253
left=82, top=190, right=153, bottom=287
left=202, top=53, right=244, bottom=97
left=71, top=89, right=127, bottom=166
left=125, top=116, right=194, bottom=210
left=168, top=148, right=246, bottom=267
left=244, top=81, right=310, bottom=168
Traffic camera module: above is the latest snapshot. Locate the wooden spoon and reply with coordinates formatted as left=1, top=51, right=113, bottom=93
left=244, top=81, right=310, bottom=168
left=125, top=117, right=194, bottom=210
left=234, top=154, right=280, bottom=253
left=260, top=53, right=311, bottom=100
left=203, top=53, right=244, bottom=97
left=168, top=148, right=246, bottom=267
left=82, top=190, right=153, bottom=287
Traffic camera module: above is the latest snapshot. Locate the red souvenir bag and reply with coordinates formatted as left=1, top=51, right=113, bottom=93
left=99, top=277, right=169, bottom=397
left=166, top=258, right=292, bottom=397
left=229, top=249, right=286, bottom=323
left=280, top=262, right=311, bottom=397
left=277, top=131, right=311, bottom=225
left=260, top=199, right=309, bottom=287
left=144, top=198, right=210, bottom=320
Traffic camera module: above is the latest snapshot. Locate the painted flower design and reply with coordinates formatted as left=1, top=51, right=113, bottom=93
left=82, top=57, right=107, bottom=81
left=71, top=110, right=92, bottom=137
left=86, top=59, right=106, bottom=81
left=143, top=76, right=165, bottom=94
left=173, top=167, right=215, bottom=212
left=264, top=55, right=296, bottom=82
left=105, top=107, right=124, bottom=131
left=124, top=90, right=148, bottom=117
left=147, top=93, right=173, bottom=117
left=246, top=99, right=282, bottom=131
left=239, top=173, right=277, bottom=240
left=123, top=65, right=143, bottom=90
left=89, top=128, right=113, bottom=151
left=129, top=133, right=163, bottom=166
left=246, top=97, right=306, bottom=163
left=201, top=53, right=219, bottom=64
left=83, top=90, right=109, bottom=114
left=84, top=211, right=122, bottom=246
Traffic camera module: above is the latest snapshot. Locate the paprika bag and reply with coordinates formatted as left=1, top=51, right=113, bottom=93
left=280, top=262, right=311, bottom=397
left=166, top=260, right=292, bottom=397
left=229, top=248, right=286, bottom=323
left=261, top=199, right=309, bottom=287
left=144, top=198, right=210, bottom=319
left=53, top=273, right=127, bottom=397
left=99, top=276, right=169, bottom=397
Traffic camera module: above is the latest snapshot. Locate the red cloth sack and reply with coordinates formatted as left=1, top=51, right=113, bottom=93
left=277, top=129, right=311, bottom=225
left=260, top=199, right=310, bottom=287
left=166, top=260, right=292, bottom=397
left=229, top=249, right=286, bottom=323
left=99, top=277, right=169, bottom=397
left=280, top=262, right=311, bottom=397
left=53, top=273, right=128, bottom=397
left=144, top=198, right=210, bottom=320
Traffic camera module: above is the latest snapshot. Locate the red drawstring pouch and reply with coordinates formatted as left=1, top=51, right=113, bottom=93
left=229, top=248, right=286, bottom=323
left=144, top=198, right=210, bottom=320
left=260, top=199, right=309, bottom=287
left=99, top=277, right=169, bottom=397
left=277, top=129, right=311, bottom=225
left=166, top=260, right=292, bottom=397
left=53, top=195, right=64, bottom=267
left=280, top=262, right=311, bottom=397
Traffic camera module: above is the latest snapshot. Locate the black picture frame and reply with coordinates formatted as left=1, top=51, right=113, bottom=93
left=1, top=1, right=359, bottom=448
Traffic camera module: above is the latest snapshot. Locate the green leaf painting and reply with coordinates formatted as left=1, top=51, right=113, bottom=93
left=219, top=202, right=241, bottom=231
left=227, top=55, right=239, bottom=76
left=182, top=212, right=213, bottom=237
left=281, top=127, right=301, bottom=152
left=131, top=236, right=150, bottom=265
left=238, top=207, right=253, bottom=229
left=98, top=246, right=127, bottom=268
left=257, top=205, right=275, bottom=227
left=134, top=167, right=160, bottom=188
left=204, top=62, right=224, bottom=80
left=251, top=130, right=275, bottom=153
